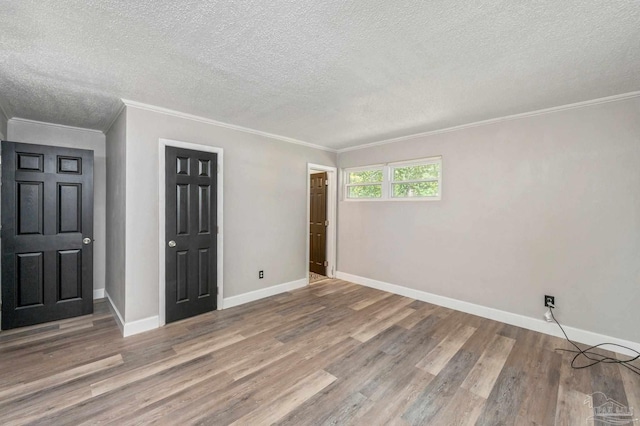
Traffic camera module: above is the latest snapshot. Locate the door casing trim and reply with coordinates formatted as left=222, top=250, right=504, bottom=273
left=307, top=163, right=337, bottom=280
left=158, top=138, right=224, bottom=327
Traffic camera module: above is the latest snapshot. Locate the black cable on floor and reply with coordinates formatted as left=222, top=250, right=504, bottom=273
left=549, top=306, right=640, bottom=376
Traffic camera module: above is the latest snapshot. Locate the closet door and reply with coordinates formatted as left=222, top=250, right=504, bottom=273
left=1, top=141, right=94, bottom=330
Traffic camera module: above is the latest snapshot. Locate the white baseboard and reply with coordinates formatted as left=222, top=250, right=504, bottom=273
left=104, top=290, right=159, bottom=337
left=105, top=290, right=125, bottom=336
left=336, top=271, right=640, bottom=357
left=104, top=278, right=308, bottom=337
left=93, top=288, right=105, bottom=299
left=122, top=315, right=159, bottom=337
left=222, top=278, right=308, bottom=309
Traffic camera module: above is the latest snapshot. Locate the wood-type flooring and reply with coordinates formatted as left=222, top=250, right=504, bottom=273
left=1, top=279, right=638, bottom=425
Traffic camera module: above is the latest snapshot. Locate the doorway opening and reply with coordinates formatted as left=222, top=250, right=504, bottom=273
left=307, top=163, right=337, bottom=285
left=158, top=138, right=224, bottom=327
left=1, top=142, right=95, bottom=329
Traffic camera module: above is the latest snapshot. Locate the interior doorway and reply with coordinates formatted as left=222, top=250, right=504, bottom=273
left=164, top=145, right=217, bottom=324
left=1, top=141, right=95, bottom=329
left=309, top=171, right=327, bottom=279
left=307, top=163, right=336, bottom=284
left=158, top=138, right=223, bottom=327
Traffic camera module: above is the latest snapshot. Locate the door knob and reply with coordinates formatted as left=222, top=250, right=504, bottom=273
left=168, top=240, right=176, bottom=248
left=83, top=238, right=92, bottom=245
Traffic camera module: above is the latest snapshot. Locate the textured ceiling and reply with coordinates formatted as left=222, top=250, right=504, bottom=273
left=1, top=0, right=639, bottom=150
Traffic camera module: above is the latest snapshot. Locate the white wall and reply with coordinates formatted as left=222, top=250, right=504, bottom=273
left=7, top=118, right=107, bottom=296
left=105, top=109, right=127, bottom=317
left=338, top=96, right=640, bottom=344
left=123, top=105, right=336, bottom=322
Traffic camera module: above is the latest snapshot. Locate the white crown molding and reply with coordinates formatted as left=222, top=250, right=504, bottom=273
left=121, top=99, right=337, bottom=153
left=336, top=271, right=640, bottom=357
left=103, top=101, right=126, bottom=135
left=8, top=117, right=104, bottom=135
left=337, top=90, right=640, bottom=154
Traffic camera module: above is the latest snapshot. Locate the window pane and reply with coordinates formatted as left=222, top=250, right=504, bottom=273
left=393, top=163, right=439, bottom=181
left=392, top=181, right=439, bottom=197
left=348, top=185, right=382, bottom=199
left=348, top=169, right=383, bottom=184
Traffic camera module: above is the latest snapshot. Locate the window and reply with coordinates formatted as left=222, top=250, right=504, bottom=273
left=390, top=158, right=441, bottom=199
left=343, top=157, right=442, bottom=201
left=344, top=166, right=383, bottom=199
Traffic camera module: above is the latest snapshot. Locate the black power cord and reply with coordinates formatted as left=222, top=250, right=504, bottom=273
left=548, top=306, right=640, bottom=376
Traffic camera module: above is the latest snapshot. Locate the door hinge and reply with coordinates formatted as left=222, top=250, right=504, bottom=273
left=325, top=179, right=328, bottom=186
left=216, top=287, right=219, bottom=295
left=324, top=261, right=328, bottom=267
left=324, top=220, right=328, bottom=226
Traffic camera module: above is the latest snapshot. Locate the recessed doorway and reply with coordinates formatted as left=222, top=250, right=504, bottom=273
left=307, top=163, right=336, bottom=284
left=1, top=141, right=95, bottom=329
left=158, top=138, right=224, bottom=327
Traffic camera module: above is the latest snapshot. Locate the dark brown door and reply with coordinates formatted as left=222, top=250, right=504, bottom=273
left=309, top=172, right=327, bottom=276
left=1, top=141, right=94, bottom=330
left=165, top=146, right=217, bottom=323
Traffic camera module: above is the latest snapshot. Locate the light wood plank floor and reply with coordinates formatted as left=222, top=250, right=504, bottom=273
left=0, top=279, right=638, bottom=425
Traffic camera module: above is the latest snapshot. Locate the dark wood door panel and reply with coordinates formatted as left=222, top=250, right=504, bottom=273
left=165, top=146, right=217, bottom=324
left=16, top=181, right=44, bottom=235
left=309, top=172, right=327, bottom=276
left=198, top=185, right=211, bottom=234
left=16, top=152, right=44, bottom=171
left=58, top=183, right=82, bottom=233
left=176, top=250, right=189, bottom=302
left=58, top=249, right=82, bottom=300
left=198, top=248, right=210, bottom=297
left=2, top=141, right=94, bottom=330
left=176, top=184, right=190, bottom=235
left=16, top=251, right=44, bottom=307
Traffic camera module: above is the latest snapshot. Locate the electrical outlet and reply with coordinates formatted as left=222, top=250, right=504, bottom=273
left=259, top=270, right=264, bottom=279
left=544, top=295, right=555, bottom=307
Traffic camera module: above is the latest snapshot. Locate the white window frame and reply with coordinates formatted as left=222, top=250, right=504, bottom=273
left=343, top=164, right=386, bottom=201
left=388, top=156, right=442, bottom=201
left=343, top=156, right=442, bottom=202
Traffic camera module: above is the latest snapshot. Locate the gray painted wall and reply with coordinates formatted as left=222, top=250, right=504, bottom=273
left=7, top=119, right=107, bottom=295
left=0, top=108, right=7, bottom=139
left=105, top=110, right=127, bottom=317
left=124, top=106, right=336, bottom=322
left=338, top=97, right=640, bottom=343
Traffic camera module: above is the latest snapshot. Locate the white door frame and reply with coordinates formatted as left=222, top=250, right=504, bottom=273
left=158, top=138, right=224, bottom=327
left=307, top=163, right=337, bottom=279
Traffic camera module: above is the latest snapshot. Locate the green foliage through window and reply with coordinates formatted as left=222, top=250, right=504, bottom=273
left=344, top=158, right=442, bottom=200
left=348, top=185, right=382, bottom=198
left=348, top=169, right=383, bottom=184
left=392, top=182, right=438, bottom=197
left=391, top=163, right=440, bottom=198
left=393, top=164, right=439, bottom=182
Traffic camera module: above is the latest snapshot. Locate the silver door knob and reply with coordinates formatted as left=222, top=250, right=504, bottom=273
left=83, top=238, right=92, bottom=245
left=168, top=240, right=176, bottom=248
